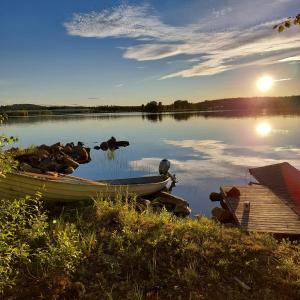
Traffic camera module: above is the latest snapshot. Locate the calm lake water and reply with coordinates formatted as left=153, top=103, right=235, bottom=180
left=2, top=112, right=300, bottom=216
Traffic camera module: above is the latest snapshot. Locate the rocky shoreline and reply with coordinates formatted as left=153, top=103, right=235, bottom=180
left=8, top=141, right=91, bottom=175
left=137, top=191, right=191, bottom=217
left=7, top=141, right=191, bottom=218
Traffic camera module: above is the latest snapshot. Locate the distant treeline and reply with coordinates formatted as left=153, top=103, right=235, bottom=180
left=1, top=95, right=300, bottom=116
left=143, top=96, right=300, bottom=112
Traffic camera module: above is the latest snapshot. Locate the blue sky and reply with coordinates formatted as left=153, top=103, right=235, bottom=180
left=0, top=0, right=299, bottom=105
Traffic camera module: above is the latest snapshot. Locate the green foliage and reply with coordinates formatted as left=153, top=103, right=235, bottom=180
left=173, top=100, right=190, bottom=109
left=273, top=14, right=300, bottom=32
left=143, top=101, right=163, bottom=113
left=0, top=193, right=47, bottom=290
left=0, top=193, right=85, bottom=294
left=0, top=113, right=18, bottom=176
left=0, top=195, right=300, bottom=298
left=63, top=200, right=300, bottom=299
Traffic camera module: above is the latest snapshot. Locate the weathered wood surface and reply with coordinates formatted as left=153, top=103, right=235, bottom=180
left=249, top=162, right=300, bottom=216
left=220, top=185, right=300, bottom=235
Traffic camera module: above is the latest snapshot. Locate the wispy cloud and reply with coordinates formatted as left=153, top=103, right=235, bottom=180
left=274, top=78, right=292, bottom=82
left=130, top=139, right=300, bottom=185
left=88, top=97, right=102, bottom=100
left=65, top=2, right=300, bottom=79
left=115, top=83, right=124, bottom=88
left=279, top=55, right=300, bottom=62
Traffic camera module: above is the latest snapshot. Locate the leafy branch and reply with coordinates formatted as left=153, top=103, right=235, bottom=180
left=273, top=13, right=300, bottom=32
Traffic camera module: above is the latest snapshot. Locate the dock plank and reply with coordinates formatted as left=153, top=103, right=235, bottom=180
left=220, top=185, right=300, bottom=235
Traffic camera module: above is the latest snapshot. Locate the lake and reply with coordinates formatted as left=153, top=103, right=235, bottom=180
left=2, top=111, right=300, bottom=216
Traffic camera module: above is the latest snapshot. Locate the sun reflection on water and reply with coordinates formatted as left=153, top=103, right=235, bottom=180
left=256, top=122, right=272, bottom=137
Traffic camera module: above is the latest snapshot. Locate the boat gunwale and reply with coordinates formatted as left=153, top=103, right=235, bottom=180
left=7, top=172, right=170, bottom=188
left=0, top=173, right=170, bottom=201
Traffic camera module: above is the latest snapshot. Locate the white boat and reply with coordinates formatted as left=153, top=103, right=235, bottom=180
left=0, top=171, right=171, bottom=202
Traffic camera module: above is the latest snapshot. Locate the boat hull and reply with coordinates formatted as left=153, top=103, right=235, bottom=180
left=0, top=172, right=170, bottom=202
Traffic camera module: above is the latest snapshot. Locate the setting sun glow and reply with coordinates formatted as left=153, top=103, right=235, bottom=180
left=256, top=122, right=272, bottom=137
left=256, top=76, right=273, bottom=92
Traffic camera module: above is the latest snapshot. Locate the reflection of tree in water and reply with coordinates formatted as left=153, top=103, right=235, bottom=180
left=172, top=113, right=193, bottom=121
left=144, top=113, right=162, bottom=122
left=6, top=109, right=300, bottom=128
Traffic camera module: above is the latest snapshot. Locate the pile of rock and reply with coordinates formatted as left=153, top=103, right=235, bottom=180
left=9, top=142, right=91, bottom=175
left=137, top=191, right=191, bottom=217
left=94, top=136, right=130, bottom=151
left=209, top=190, right=235, bottom=225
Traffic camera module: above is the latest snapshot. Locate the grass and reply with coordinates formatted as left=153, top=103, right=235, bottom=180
left=1, top=194, right=300, bottom=299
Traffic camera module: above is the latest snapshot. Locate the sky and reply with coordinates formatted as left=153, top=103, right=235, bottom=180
left=0, top=0, right=299, bottom=106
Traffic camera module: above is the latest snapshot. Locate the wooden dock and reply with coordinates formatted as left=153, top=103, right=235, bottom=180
left=220, top=185, right=300, bottom=235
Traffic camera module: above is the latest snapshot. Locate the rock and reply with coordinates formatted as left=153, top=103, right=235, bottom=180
left=107, top=136, right=117, bottom=149
left=39, top=144, right=51, bottom=152
left=64, top=145, right=73, bottom=154
left=211, top=207, right=234, bottom=223
left=71, top=146, right=90, bottom=163
left=62, top=156, right=80, bottom=168
left=153, top=192, right=188, bottom=206
left=174, top=204, right=191, bottom=217
left=212, top=207, right=223, bottom=220
left=151, top=201, right=164, bottom=212
left=149, top=192, right=191, bottom=217
left=11, top=141, right=93, bottom=175
left=209, top=192, right=224, bottom=202
left=116, top=141, right=130, bottom=147
left=52, top=142, right=63, bottom=147
left=19, top=162, right=41, bottom=173
left=38, top=159, right=61, bottom=172
left=27, top=155, right=41, bottom=168
left=63, top=166, right=75, bottom=174
left=96, top=137, right=130, bottom=151
left=99, top=142, right=108, bottom=151
left=65, top=142, right=74, bottom=148
left=50, top=142, right=64, bottom=154
left=35, top=148, right=50, bottom=160
left=85, top=147, right=91, bottom=162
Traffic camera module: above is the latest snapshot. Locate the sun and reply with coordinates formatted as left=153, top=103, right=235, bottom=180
left=256, top=122, right=272, bottom=137
left=256, top=76, right=273, bottom=92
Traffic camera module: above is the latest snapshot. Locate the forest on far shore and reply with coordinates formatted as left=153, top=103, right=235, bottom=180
left=1, top=95, right=300, bottom=116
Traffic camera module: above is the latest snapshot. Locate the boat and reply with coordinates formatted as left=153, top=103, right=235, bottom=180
left=0, top=171, right=171, bottom=202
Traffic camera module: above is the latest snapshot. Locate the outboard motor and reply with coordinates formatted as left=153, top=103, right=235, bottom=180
left=159, top=159, right=177, bottom=191
left=159, top=159, right=171, bottom=176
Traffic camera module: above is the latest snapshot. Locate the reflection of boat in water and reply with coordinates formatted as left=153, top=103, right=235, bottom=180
left=0, top=172, right=170, bottom=202
left=0, top=159, right=173, bottom=202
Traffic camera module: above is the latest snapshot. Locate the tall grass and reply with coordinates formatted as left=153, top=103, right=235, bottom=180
left=1, top=193, right=299, bottom=299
